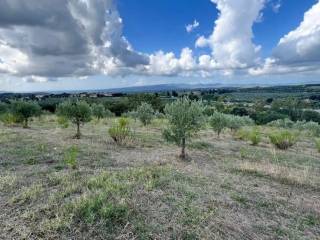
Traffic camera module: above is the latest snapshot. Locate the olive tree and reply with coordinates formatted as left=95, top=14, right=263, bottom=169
left=91, top=103, right=106, bottom=120
left=209, top=112, right=228, bottom=137
left=10, top=101, right=41, bottom=128
left=163, top=97, right=204, bottom=159
left=137, top=102, right=154, bottom=126
left=57, top=100, right=92, bottom=139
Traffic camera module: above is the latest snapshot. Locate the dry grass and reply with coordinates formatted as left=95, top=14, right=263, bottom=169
left=0, top=115, right=319, bottom=239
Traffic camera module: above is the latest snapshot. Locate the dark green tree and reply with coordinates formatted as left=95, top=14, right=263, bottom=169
left=10, top=101, right=41, bottom=128
left=57, top=101, right=92, bottom=139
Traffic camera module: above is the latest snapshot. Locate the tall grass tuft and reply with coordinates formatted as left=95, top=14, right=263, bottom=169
left=269, top=130, right=297, bottom=150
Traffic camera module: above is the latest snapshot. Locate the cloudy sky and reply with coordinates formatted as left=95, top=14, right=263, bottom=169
left=0, top=0, right=319, bottom=92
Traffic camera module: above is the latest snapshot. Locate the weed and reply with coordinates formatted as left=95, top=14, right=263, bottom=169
left=269, top=130, right=298, bottom=150
left=64, top=146, right=79, bottom=169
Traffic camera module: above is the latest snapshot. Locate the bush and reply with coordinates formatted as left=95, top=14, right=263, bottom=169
left=226, top=115, right=254, bottom=132
left=108, top=118, right=131, bottom=145
left=248, top=129, right=261, bottom=146
left=63, top=146, right=79, bottom=169
left=57, top=100, right=92, bottom=139
left=209, top=112, right=228, bottom=137
left=122, top=111, right=138, bottom=120
left=269, top=131, right=298, bottom=150
left=315, top=138, right=320, bottom=153
left=267, top=118, right=294, bottom=128
left=57, top=116, right=69, bottom=128
left=10, top=101, right=41, bottom=128
left=0, top=113, right=19, bottom=126
left=293, top=121, right=320, bottom=137
left=252, top=111, right=287, bottom=125
left=163, top=98, right=204, bottom=159
left=136, top=102, right=154, bottom=126
left=236, top=128, right=261, bottom=145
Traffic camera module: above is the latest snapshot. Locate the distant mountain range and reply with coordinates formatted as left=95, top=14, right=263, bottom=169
left=1, top=82, right=320, bottom=95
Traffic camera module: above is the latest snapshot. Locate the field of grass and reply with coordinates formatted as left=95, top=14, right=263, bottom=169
left=0, top=116, right=319, bottom=239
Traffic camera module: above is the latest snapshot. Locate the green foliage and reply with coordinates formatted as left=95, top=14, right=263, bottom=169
left=301, top=110, right=320, bottom=124
left=57, top=100, right=92, bottom=138
left=122, top=111, right=138, bottom=120
left=293, top=121, right=320, bottom=137
left=57, top=116, right=69, bottom=128
left=248, top=129, right=261, bottom=146
left=226, top=114, right=254, bottom=132
left=108, top=117, right=131, bottom=145
left=315, top=138, right=320, bottom=153
left=236, top=128, right=261, bottom=145
left=0, top=113, right=19, bottom=126
left=10, top=101, right=41, bottom=128
left=267, top=118, right=294, bottom=128
left=251, top=111, right=287, bottom=125
left=136, top=102, right=154, bottom=126
left=105, top=109, right=115, bottom=118
left=269, top=130, right=298, bottom=150
left=209, top=112, right=228, bottom=137
left=91, top=103, right=107, bottom=120
left=163, top=97, right=204, bottom=159
left=0, top=102, right=8, bottom=115
left=64, top=146, right=79, bottom=169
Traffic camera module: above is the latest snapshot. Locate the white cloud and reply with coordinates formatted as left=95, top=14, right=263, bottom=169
left=186, top=20, right=200, bottom=33
left=0, top=0, right=148, bottom=78
left=271, top=0, right=282, bottom=13
left=250, top=0, right=320, bottom=76
left=273, top=0, right=320, bottom=64
left=196, top=0, right=265, bottom=69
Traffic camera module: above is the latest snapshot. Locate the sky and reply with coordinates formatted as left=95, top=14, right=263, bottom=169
left=0, top=0, right=319, bottom=92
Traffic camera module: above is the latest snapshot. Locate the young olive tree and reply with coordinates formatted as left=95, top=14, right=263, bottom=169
left=137, top=102, right=154, bottom=126
left=163, top=97, right=204, bottom=159
left=209, top=112, right=228, bottom=137
left=10, top=101, right=41, bottom=128
left=57, top=100, right=92, bottom=139
left=91, top=103, right=106, bottom=120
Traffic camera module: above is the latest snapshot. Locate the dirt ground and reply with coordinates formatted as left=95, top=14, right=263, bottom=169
left=0, top=116, right=319, bottom=239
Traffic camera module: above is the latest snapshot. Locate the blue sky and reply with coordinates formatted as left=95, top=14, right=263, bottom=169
left=0, top=0, right=319, bottom=92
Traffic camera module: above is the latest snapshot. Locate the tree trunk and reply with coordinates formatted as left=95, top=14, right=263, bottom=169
left=180, top=137, right=186, bottom=159
left=75, top=122, right=81, bottom=139
left=23, top=118, right=28, bottom=128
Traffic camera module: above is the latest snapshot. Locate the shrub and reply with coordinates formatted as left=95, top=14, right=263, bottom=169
left=0, top=113, right=19, bottom=126
left=0, top=102, right=8, bottom=115
left=315, top=138, right=320, bottom=153
left=226, top=115, right=254, bottom=132
left=57, top=100, right=92, bottom=139
left=122, top=111, right=138, bottom=120
left=105, top=109, right=115, bottom=118
left=248, top=129, right=261, bottom=146
left=267, top=118, right=294, bottom=129
left=163, top=97, right=204, bottom=159
left=236, top=128, right=261, bottom=145
left=64, top=146, right=79, bottom=169
left=10, top=101, right=41, bottom=128
left=108, top=117, right=131, bottom=145
left=269, top=131, right=298, bottom=150
left=57, top=116, right=69, bottom=128
left=136, top=102, right=154, bottom=126
left=209, top=112, right=228, bottom=137
left=295, top=121, right=320, bottom=137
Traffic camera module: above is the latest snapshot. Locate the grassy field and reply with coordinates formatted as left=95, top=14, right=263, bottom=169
left=0, top=116, right=319, bottom=239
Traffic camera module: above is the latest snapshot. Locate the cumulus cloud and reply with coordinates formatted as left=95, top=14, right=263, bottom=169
left=0, top=0, right=148, bottom=79
left=250, top=0, right=320, bottom=75
left=273, top=0, right=320, bottom=64
left=186, top=20, right=200, bottom=33
left=196, top=0, right=265, bottom=69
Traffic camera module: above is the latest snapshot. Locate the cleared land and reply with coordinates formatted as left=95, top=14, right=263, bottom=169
left=0, top=116, right=319, bottom=239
